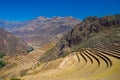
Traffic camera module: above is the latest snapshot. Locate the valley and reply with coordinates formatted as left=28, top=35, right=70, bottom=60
left=0, top=14, right=120, bottom=80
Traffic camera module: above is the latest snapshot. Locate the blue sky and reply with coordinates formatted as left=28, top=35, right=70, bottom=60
left=0, top=0, right=120, bottom=21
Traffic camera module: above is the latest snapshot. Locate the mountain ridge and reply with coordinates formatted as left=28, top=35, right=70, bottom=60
left=40, top=14, right=120, bottom=62
left=11, top=16, right=80, bottom=46
left=0, top=16, right=80, bottom=46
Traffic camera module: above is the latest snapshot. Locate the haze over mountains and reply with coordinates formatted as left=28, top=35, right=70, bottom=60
left=0, top=16, right=80, bottom=46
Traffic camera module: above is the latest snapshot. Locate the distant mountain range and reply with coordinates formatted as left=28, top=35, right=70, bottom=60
left=0, top=19, right=26, bottom=31
left=0, top=16, right=80, bottom=46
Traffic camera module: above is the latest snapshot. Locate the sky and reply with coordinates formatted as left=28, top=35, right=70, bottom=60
left=0, top=0, right=120, bottom=21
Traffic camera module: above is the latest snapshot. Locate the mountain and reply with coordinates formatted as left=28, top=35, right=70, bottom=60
left=11, top=16, right=80, bottom=46
left=0, top=28, right=30, bottom=55
left=40, top=14, right=120, bottom=62
left=0, top=16, right=80, bottom=46
left=0, top=15, right=120, bottom=80
left=0, top=19, right=27, bottom=31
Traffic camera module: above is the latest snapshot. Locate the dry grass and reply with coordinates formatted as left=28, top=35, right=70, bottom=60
left=21, top=44, right=120, bottom=80
left=1, top=43, right=120, bottom=80
left=0, top=43, right=55, bottom=80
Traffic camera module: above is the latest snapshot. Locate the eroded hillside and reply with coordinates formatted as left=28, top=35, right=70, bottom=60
left=0, top=28, right=30, bottom=55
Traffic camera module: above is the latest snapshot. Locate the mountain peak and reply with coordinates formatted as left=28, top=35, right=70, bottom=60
left=37, top=16, right=47, bottom=21
left=37, top=16, right=46, bottom=19
left=52, top=16, right=64, bottom=19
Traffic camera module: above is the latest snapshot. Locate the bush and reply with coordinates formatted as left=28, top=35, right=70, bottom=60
left=20, top=69, right=28, bottom=77
left=0, top=52, right=6, bottom=58
left=0, top=60, right=6, bottom=68
left=27, top=47, right=34, bottom=53
left=11, top=78, right=21, bottom=80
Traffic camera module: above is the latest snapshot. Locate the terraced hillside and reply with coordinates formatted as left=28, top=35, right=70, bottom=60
left=0, top=15, right=119, bottom=80
left=0, top=43, right=55, bottom=79
left=20, top=43, right=120, bottom=80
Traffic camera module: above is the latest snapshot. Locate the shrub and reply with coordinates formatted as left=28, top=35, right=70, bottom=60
left=0, top=60, right=6, bottom=68
left=27, top=47, right=34, bottom=53
left=0, top=52, right=6, bottom=58
left=20, top=69, right=28, bottom=77
left=11, top=78, right=21, bottom=80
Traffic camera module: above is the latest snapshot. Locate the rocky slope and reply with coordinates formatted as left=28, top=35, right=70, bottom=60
left=0, top=28, right=30, bottom=55
left=40, top=14, right=120, bottom=62
left=12, top=16, right=80, bottom=46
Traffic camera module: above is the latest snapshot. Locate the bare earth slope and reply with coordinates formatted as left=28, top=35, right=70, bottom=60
left=0, top=28, right=29, bottom=55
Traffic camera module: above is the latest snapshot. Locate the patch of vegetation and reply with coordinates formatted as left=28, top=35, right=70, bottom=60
left=20, top=69, right=29, bottom=77
left=0, top=60, right=6, bottom=68
left=11, top=78, right=21, bottom=80
left=0, top=52, right=6, bottom=58
left=27, top=47, right=34, bottom=53
left=61, top=51, right=69, bottom=57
